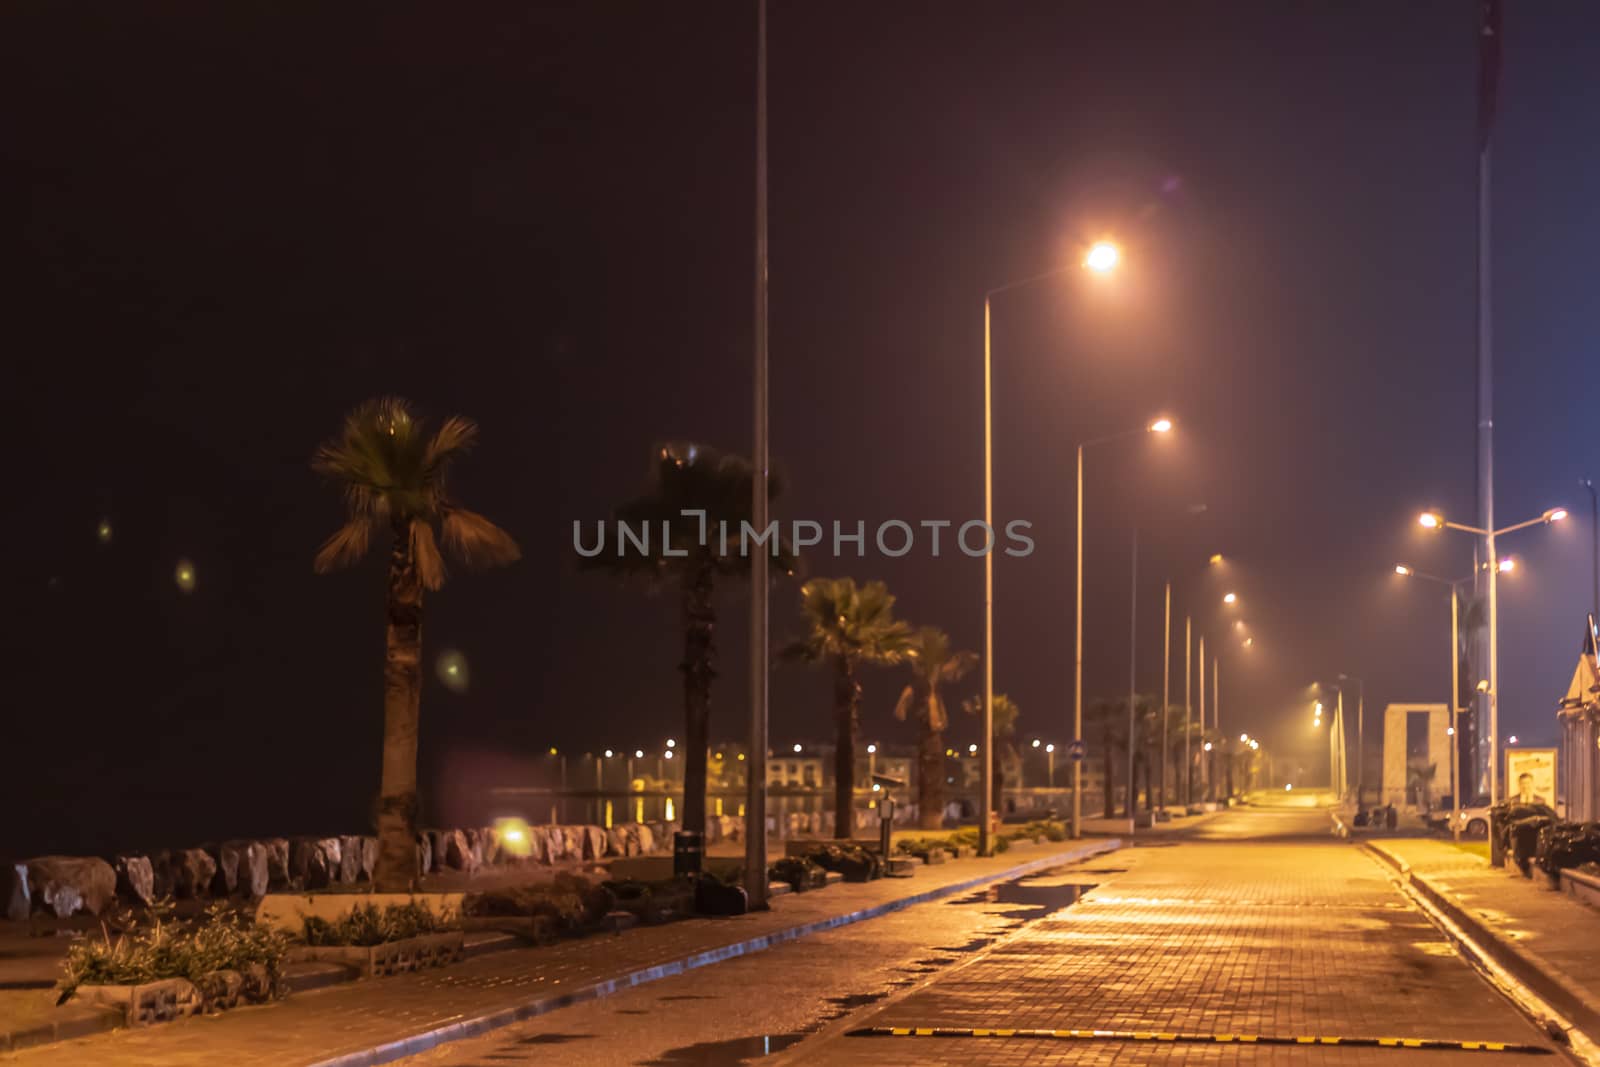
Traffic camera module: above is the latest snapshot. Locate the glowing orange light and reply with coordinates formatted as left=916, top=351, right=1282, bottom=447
left=174, top=559, right=196, bottom=593
left=1148, top=417, right=1173, bottom=434
left=1395, top=565, right=1411, bottom=576
left=1084, top=241, right=1120, bottom=273
left=1419, top=512, right=1441, bottom=529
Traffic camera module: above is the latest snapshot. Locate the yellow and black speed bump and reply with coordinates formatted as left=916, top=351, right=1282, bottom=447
left=845, top=1026, right=1552, bottom=1054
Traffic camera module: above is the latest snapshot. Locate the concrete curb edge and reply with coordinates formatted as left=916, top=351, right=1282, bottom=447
left=307, top=838, right=1122, bottom=1067
left=1362, top=840, right=1600, bottom=1044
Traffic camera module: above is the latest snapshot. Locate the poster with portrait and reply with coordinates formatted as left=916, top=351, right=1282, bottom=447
left=1505, top=748, right=1557, bottom=809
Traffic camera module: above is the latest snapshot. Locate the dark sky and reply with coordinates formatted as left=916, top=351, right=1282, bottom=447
left=6, top=1, right=1598, bottom=855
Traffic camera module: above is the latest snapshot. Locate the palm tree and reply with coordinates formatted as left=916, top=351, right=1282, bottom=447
left=963, top=692, right=1020, bottom=812
left=312, top=398, right=520, bottom=891
left=787, top=579, right=913, bottom=838
left=1084, top=697, right=1131, bottom=818
left=584, top=443, right=788, bottom=842
left=895, top=628, right=979, bottom=830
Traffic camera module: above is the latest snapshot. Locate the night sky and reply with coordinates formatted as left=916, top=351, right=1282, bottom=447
left=7, top=1, right=1598, bottom=856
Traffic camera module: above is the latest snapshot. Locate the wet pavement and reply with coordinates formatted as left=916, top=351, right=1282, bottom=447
left=407, top=808, right=1565, bottom=1066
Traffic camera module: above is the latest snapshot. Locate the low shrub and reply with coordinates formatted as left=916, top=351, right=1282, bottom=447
left=804, top=844, right=882, bottom=882
left=301, top=900, right=458, bottom=947
left=59, top=900, right=290, bottom=1001
left=768, top=856, right=826, bottom=891
left=463, top=873, right=614, bottom=933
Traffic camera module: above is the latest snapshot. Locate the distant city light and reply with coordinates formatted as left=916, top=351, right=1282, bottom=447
left=548, top=746, right=558, bottom=756
left=1446, top=727, right=1455, bottom=736
left=1031, top=739, right=1041, bottom=748
left=1419, top=512, right=1442, bottom=529
left=1395, top=564, right=1412, bottom=576
left=1508, top=735, right=1519, bottom=745
left=866, top=744, right=877, bottom=754
left=968, top=743, right=978, bottom=754
left=1209, top=553, right=1224, bottom=566
left=1148, top=417, right=1173, bottom=434
left=436, top=650, right=469, bottom=691
left=1223, top=592, right=1237, bottom=604
left=736, top=753, right=746, bottom=761
left=634, top=749, right=644, bottom=759
left=1285, top=783, right=1293, bottom=791
left=666, top=738, right=676, bottom=748
left=793, top=743, right=803, bottom=753
left=174, top=559, right=196, bottom=593
left=1203, top=742, right=1213, bottom=752
left=604, top=749, right=614, bottom=758
left=664, top=750, right=674, bottom=760
left=1497, top=558, right=1515, bottom=573
left=1549, top=508, right=1569, bottom=523
left=96, top=519, right=113, bottom=544
left=871, top=783, right=881, bottom=792
left=1045, top=743, right=1055, bottom=753
left=1240, top=733, right=1248, bottom=742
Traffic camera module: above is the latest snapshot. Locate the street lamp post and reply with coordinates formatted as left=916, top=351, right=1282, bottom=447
left=1418, top=506, right=1567, bottom=802
left=987, top=241, right=1125, bottom=854
left=1338, top=673, right=1364, bottom=805
left=1161, top=583, right=1171, bottom=813
left=1184, top=616, right=1192, bottom=805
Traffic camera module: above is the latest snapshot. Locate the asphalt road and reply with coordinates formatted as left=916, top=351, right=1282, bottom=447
left=403, top=807, right=1564, bottom=1066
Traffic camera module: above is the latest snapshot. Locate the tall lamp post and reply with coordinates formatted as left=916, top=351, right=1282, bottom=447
left=1337, top=673, right=1364, bottom=805
left=1583, top=478, right=1598, bottom=621
left=985, top=241, right=1124, bottom=854
left=1072, top=415, right=1173, bottom=837
left=1418, top=506, right=1567, bottom=802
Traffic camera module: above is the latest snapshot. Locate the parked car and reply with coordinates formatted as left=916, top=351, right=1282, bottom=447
left=1452, top=805, right=1491, bottom=838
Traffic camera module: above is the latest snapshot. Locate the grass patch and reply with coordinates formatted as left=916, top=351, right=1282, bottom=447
left=1452, top=841, right=1491, bottom=862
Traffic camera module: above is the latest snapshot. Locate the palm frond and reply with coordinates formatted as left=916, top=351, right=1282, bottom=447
left=893, top=684, right=915, bottom=722
left=412, top=520, right=447, bottom=591
left=313, top=518, right=375, bottom=574
left=423, top=416, right=479, bottom=482
left=441, top=507, right=521, bottom=569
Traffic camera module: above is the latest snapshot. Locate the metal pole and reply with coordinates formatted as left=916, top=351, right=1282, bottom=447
left=980, top=295, right=994, bottom=857
left=1477, top=10, right=1498, bottom=805
left=1126, top=526, right=1138, bottom=833
left=1213, top=656, right=1220, bottom=799
left=1199, top=637, right=1207, bottom=799
left=1336, top=689, right=1346, bottom=800
left=1161, top=582, right=1171, bottom=812
left=1184, top=616, right=1191, bottom=805
left=1072, top=442, right=1084, bottom=839
left=1451, top=587, right=1462, bottom=842
left=1585, top=479, right=1598, bottom=623
left=1356, top=681, right=1364, bottom=805
left=743, top=0, right=771, bottom=909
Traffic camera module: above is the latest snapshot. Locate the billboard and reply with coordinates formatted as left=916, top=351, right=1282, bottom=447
left=1505, top=748, right=1557, bottom=808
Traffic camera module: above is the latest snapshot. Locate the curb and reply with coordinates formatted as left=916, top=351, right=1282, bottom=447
left=0, top=1005, right=122, bottom=1055
left=308, top=838, right=1122, bottom=1067
left=1363, top=841, right=1600, bottom=1045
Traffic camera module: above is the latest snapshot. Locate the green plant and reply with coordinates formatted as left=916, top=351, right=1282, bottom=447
left=463, top=874, right=613, bottom=933
left=58, top=900, right=290, bottom=1001
left=300, top=900, right=459, bottom=947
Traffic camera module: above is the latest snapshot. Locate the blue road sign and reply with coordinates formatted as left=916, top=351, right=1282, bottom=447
left=1067, top=739, right=1086, bottom=762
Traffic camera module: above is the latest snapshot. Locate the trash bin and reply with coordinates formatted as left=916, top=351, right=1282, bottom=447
left=673, top=830, right=704, bottom=878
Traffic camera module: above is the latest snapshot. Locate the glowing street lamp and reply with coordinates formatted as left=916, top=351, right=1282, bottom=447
left=1149, top=417, right=1174, bottom=434
left=1223, top=592, right=1238, bottom=605
left=1084, top=241, right=1121, bottom=273
left=1414, top=504, right=1568, bottom=802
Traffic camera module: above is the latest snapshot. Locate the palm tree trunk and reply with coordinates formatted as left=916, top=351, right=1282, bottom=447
left=1101, top=722, right=1115, bottom=819
left=832, top=658, right=861, bottom=839
left=679, top=566, right=716, bottom=841
left=916, top=713, right=944, bottom=830
left=374, top=519, right=423, bottom=892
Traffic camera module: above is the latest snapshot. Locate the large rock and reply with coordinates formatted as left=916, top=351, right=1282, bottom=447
left=149, top=849, right=175, bottom=899
left=480, top=827, right=502, bottom=865
left=24, top=856, right=117, bottom=917
left=236, top=842, right=270, bottom=899
left=441, top=830, right=477, bottom=873
left=3, top=862, right=29, bottom=921
left=289, top=838, right=337, bottom=890
left=525, top=826, right=550, bottom=864
left=209, top=842, right=242, bottom=896
left=415, top=833, right=433, bottom=876
left=360, top=837, right=378, bottom=881
left=114, top=855, right=155, bottom=906
left=605, top=826, right=627, bottom=857
left=336, top=836, right=362, bottom=883
left=579, top=825, right=606, bottom=860
left=261, top=838, right=291, bottom=889
left=172, top=849, right=216, bottom=899
left=634, top=823, right=655, bottom=854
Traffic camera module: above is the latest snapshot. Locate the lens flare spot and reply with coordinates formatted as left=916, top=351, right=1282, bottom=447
left=494, top=817, right=532, bottom=858
left=96, top=519, right=113, bottom=545
left=174, top=559, right=197, bottom=593
left=436, top=650, right=470, bottom=691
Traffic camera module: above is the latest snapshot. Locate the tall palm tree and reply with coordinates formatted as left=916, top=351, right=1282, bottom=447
left=312, top=398, right=520, bottom=891
left=963, top=692, right=1020, bottom=812
left=584, top=443, right=789, bottom=841
left=896, top=627, right=978, bottom=830
left=787, top=579, right=913, bottom=838
left=1085, top=697, right=1130, bottom=818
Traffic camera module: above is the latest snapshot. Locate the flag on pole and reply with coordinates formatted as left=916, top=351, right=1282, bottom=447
left=1478, top=0, right=1502, bottom=151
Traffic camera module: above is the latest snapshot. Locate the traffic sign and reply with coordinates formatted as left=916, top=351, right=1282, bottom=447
left=1067, top=739, right=1086, bottom=762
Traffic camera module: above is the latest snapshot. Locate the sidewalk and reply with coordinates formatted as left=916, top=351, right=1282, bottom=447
left=0, top=837, right=1119, bottom=1067
left=1366, top=837, right=1600, bottom=1042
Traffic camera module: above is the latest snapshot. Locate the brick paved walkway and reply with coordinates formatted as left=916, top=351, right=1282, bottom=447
left=791, top=813, right=1558, bottom=1065
left=0, top=839, right=1113, bottom=1066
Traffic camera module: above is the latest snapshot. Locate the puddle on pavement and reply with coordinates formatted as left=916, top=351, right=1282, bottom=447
left=913, top=956, right=956, bottom=966
left=936, top=936, right=994, bottom=953
left=646, top=1032, right=808, bottom=1064
left=825, top=991, right=889, bottom=1010
left=515, top=1032, right=594, bottom=1045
